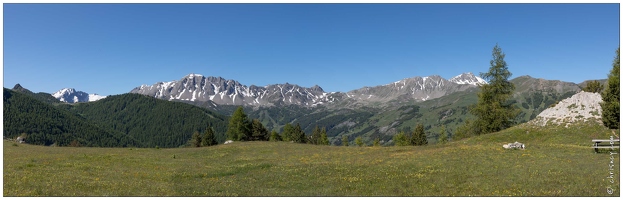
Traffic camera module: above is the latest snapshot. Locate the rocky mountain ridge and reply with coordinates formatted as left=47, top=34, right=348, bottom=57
left=130, top=72, right=487, bottom=107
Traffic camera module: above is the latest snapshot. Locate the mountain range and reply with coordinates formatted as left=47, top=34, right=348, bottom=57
left=5, top=72, right=589, bottom=147
left=130, top=72, right=487, bottom=108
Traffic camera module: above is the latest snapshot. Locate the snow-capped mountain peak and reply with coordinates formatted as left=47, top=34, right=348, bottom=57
left=52, top=88, right=77, bottom=98
left=449, top=72, right=487, bottom=86
left=52, top=88, right=107, bottom=103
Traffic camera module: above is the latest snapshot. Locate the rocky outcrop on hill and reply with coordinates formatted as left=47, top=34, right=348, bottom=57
left=527, top=91, right=602, bottom=127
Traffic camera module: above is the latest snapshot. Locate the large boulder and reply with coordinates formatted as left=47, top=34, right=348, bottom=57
left=503, top=141, right=525, bottom=150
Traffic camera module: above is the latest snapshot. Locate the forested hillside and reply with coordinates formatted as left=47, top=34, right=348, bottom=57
left=3, top=88, right=140, bottom=147
left=66, top=93, right=229, bottom=148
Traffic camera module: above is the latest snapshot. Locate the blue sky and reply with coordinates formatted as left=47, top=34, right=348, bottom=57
left=3, top=3, right=620, bottom=96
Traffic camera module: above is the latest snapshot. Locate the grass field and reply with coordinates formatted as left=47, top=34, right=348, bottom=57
left=3, top=122, right=620, bottom=196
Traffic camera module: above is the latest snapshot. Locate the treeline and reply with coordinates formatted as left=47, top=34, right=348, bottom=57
left=219, top=104, right=376, bottom=138
left=3, top=88, right=141, bottom=147
left=194, top=106, right=329, bottom=146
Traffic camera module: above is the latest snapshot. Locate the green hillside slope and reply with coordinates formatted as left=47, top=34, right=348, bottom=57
left=3, top=88, right=140, bottom=147
left=67, top=93, right=230, bottom=148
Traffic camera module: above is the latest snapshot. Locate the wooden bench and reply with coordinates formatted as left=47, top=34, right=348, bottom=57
left=592, top=138, right=620, bottom=153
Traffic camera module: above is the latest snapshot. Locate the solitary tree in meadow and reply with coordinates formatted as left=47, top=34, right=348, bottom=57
left=411, top=123, right=427, bottom=146
left=438, top=125, right=448, bottom=144
left=469, top=44, right=519, bottom=135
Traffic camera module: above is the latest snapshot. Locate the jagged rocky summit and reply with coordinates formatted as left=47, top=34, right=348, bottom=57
left=130, top=72, right=487, bottom=107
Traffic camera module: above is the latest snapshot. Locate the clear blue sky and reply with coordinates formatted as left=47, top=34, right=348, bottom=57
left=3, top=3, right=620, bottom=96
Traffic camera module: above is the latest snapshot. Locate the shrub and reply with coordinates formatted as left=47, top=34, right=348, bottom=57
left=355, top=137, right=364, bottom=147
left=393, top=131, right=409, bottom=146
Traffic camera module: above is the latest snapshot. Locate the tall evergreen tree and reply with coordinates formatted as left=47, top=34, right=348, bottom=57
left=601, top=47, right=620, bottom=129
left=411, top=123, right=427, bottom=146
left=251, top=119, right=269, bottom=141
left=469, top=44, right=519, bottom=135
left=319, top=127, right=330, bottom=145
left=438, top=125, right=448, bottom=144
left=226, top=106, right=252, bottom=141
left=309, top=125, right=322, bottom=145
left=191, top=131, right=202, bottom=147
left=342, top=135, right=349, bottom=146
left=291, top=123, right=307, bottom=143
left=202, top=126, right=217, bottom=146
left=282, top=123, right=295, bottom=142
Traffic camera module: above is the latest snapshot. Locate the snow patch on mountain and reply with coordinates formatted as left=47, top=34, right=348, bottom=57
left=52, top=88, right=107, bottom=103
left=88, top=94, right=107, bottom=102
left=449, top=72, right=488, bottom=86
left=52, top=88, right=76, bottom=99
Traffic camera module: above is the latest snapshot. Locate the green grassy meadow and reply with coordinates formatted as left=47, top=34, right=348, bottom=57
left=3, top=122, right=620, bottom=196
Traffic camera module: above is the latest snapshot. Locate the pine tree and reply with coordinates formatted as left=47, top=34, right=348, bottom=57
left=269, top=130, right=281, bottom=142
left=291, top=123, right=307, bottom=143
left=282, top=123, right=294, bottom=142
left=191, top=131, right=202, bottom=147
left=470, top=44, right=519, bottom=135
left=601, top=47, right=620, bottom=129
left=202, top=127, right=217, bottom=146
left=251, top=119, right=269, bottom=141
left=438, top=125, right=448, bottom=144
left=319, top=127, right=329, bottom=145
left=226, top=106, right=251, bottom=141
left=310, top=125, right=322, bottom=145
left=411, top=123, right=427, bottom=146
left=342, top=135, right=349, bottom=146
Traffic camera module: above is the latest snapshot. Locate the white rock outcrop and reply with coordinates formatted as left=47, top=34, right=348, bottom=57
left=528, top=91, right=602, bottom=127
left=503, top=141, right=525, bottom=149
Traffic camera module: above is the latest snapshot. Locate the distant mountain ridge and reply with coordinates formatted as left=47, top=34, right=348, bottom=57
left=130, top=72, right=487, bottom=107
left=130, top=73, right=336, bottom=107
left=11, top=84, right=61, bottom=104
left=52, top=88, right=107, bottom=103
